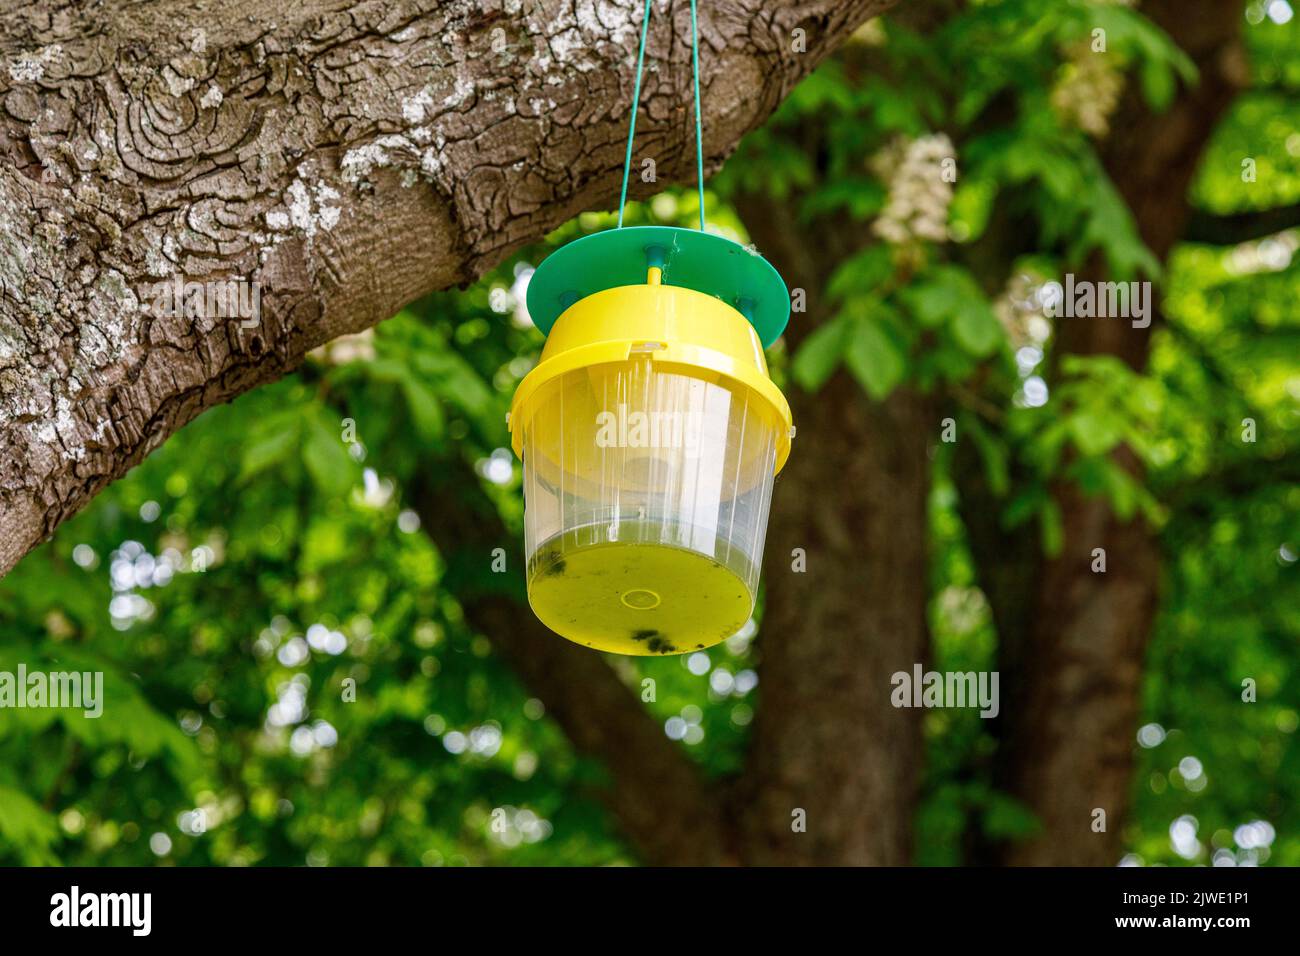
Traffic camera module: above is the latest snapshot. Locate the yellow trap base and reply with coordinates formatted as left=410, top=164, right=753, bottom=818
left=526, top=534, right=754, bottom=656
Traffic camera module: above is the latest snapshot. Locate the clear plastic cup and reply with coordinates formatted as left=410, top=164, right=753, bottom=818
left=521, top=353, right=780, bottom=654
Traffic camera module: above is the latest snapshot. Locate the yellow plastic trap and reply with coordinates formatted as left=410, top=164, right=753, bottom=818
left=509, top=227, right=793, bottom=655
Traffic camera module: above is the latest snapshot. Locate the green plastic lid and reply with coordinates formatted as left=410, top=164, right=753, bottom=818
left=525, top=225, right=791, bottom=348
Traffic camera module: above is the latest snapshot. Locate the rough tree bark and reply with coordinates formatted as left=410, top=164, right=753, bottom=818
left=0, top=0, right=896, bottom=576
left=720, top=4, right=961, bottom=865
left=727, top=195, right=934, bottom=865
left=735, top=379, right=934, bottom=865
left=959, top=0, right=1248, bottom=865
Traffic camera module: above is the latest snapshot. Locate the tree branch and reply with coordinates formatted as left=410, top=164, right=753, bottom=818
left=0, top=0, right=897, bottom=577
left=1185, top=204, right=1300, bottom=246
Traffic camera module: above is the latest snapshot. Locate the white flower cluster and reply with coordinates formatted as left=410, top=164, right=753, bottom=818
left=310, top=328, right=376, bottom=365
left=994, top=272, right=1055, bottom=350
left=870, top=133, right=957, bottom=246
left=1051, top=40, right=1126, bottom=138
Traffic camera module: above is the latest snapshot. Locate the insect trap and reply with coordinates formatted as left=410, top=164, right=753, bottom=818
left=506, top=0, right=794, bottom=655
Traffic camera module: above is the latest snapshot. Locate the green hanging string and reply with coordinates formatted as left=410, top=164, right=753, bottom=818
left=689, top=0, right=705, bottom=230
left=616, top=0, right=707, bottom=231
left=616, top=0, right=654, bottom=229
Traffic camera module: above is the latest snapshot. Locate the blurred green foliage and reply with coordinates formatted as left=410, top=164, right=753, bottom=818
left=1, top=0, right=1297, bottom=866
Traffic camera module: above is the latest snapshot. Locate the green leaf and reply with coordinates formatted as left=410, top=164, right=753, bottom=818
left=845, top=314, right=907, bottom=400
left=412, top=349, right=503, bottom=441
left=1040, top=498, right=1064, bottom=557
left=904, top=266, right=980, bottom=324
left=949, top=178, right=997, bottom=242
left=239, top=413, right=301, bottom=483
left=0, top=785, right=59, bottom=864
left=791, top=316, right=850, bottom=391
left=826, top=245, right=895, bottom=302
left=903, top=274, right=965, bottom=329
left=980, top=792, right=1043, bottom=840
left=362, top=357, right=410, bottom=384
left=953, top=300, right=1002, bottom=357
left=903, top=266, right=1003, bottom=357
left=801, top=178, right=887, bottom=222
left=302, top=414, right=354, bottom=497
left=400, top=373, right=446, bottom=443
left=1072, top=168, right=1162, bottom=280
left=966, top=416, right=1010, bottom=496
left=1140, top=58, right=1176, bottom=113
left=1069, top=411, right=1125, bottom=457
left=303, top=516, right=351, bottom=567
left=1093, top=458, right=1151, bottom=522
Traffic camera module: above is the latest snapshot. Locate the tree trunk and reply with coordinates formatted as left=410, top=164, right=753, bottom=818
left=986, top=460, right=1164, bottom=866
left=0, top=0, right=896, bottom=577
left=728, top=189, right=933, bottom=864
left=964, top=0, right=1248, bottom=865
left=736, top=378, right=934, bottom=864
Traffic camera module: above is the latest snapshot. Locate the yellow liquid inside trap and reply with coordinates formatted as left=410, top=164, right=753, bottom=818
left=527, top=527, right=754, bottom=655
